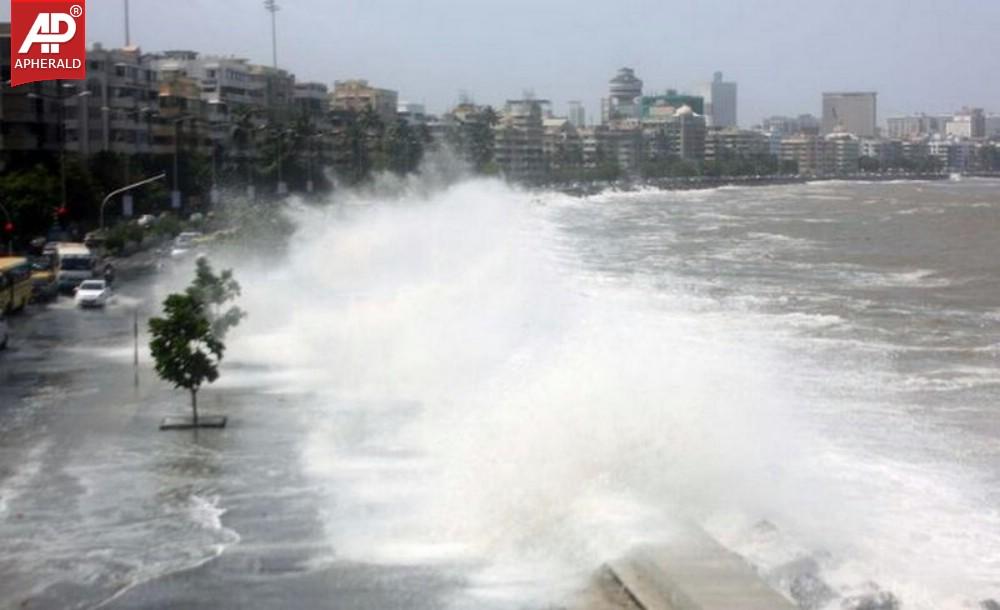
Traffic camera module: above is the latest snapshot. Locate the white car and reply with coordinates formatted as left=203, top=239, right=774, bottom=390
left=74, top=280, right=112, bottom=308
left=170, top=231, right=204, bottom=259
left=0, top=315, right=8, bottom=350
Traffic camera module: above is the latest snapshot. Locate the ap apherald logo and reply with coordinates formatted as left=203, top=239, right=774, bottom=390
left=10, top=0, right=86, bottom=87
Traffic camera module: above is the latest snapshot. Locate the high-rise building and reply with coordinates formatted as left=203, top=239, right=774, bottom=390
left=568, top=101, right=586, bottom=128
left=703, top=71, right=737, bottom=128
left=822, top=92, right=877, bottom=137
left=945, top=108, right=986, bottom=139
left=602, top=67, right=643, bottom=123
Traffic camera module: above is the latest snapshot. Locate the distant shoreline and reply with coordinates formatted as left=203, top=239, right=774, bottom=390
left=550, top=171, right=996, bottom=197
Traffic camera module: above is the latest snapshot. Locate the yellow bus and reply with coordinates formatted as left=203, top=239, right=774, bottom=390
left=0, top=257, right=33, bottom=314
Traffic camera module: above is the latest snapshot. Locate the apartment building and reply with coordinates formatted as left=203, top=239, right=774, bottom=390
left=494, top=99, right=545, bottom=181
left=331, top=80, right=399, bottom=123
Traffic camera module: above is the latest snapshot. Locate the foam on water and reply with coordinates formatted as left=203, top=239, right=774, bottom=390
left=224, top=176, right=999, bottom=608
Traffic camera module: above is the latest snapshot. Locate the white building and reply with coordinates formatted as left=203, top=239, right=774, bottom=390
left=945, top=108, right=985, bottom=139
left=152, top=51, right=270, bottom=112
left=822, top=92, right=877, bottom=138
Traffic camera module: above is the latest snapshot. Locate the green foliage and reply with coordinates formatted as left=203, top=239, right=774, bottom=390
left=187, top=257, right=246, bottom=340
left=890, top=155, right=944, bottom=174
left=701, top=154, right=782, bottom=178
left=640, top=157, right=701, bottom=179
left=383, top=119, right=424, bottom=175
left=149, top=260, right=245, bottom=421
left=103, top=222, right=146, bottom=255
left=0, top=164, right=59, bottom=239
left=149, top=292, right=224, bottom=422
left=150, top=213, right=183, bottom=240
left=333, top=110, right=429, bottom=184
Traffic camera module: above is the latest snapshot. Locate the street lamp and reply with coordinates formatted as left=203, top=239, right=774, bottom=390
left=100, top=173, right=166, bottom=231
left=263, top=0, right=287, bottom=197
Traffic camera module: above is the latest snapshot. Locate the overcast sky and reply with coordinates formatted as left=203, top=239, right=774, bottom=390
left=4, top=0, right=999, bottom=124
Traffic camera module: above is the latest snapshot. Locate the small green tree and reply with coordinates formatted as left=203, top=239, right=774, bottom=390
left=187, top=257, right=246, bottom=339
left=149, top=293, right=224, bottom=424
left=150, top=260, right=245, bottom=424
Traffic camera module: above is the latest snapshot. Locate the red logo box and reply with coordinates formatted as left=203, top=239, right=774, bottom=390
left=10, top=0, right=86, bottom=87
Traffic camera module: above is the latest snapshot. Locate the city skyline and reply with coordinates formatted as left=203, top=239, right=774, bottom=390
left=2, top=0, right=998, bottom=124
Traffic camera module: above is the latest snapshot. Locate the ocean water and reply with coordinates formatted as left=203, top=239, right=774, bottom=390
left=223, top=177, right=1000, bottom=609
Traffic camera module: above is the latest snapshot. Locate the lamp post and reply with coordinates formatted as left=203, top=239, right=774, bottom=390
left=171, top=115, right=194, bottom=210
left=264, top=0, right=287, bottom=196
left=100, top=173, right=166, bottom=231
left=121, top=105, right=152, bottom=218
left=123, top=0, right=131, bottom=46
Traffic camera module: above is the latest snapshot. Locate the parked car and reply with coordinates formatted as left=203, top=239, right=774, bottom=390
left=74, top=280, right=112, bottom=308
left=0, top=314, right=8, bottom=350
left=137, top=214, right=157, bottom=229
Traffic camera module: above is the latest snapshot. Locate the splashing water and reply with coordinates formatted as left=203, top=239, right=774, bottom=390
left=216, top=176, right=1000, bottom=609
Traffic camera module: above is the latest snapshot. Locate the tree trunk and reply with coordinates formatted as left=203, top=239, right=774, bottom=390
left=191, top=389, right=199, bottom=425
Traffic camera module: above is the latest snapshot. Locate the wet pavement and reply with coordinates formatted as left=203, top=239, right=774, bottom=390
left=0, top=267, right=465, bottom=610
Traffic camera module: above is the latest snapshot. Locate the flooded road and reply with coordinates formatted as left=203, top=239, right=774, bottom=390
left=0, top=274, right=462, bottom=609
